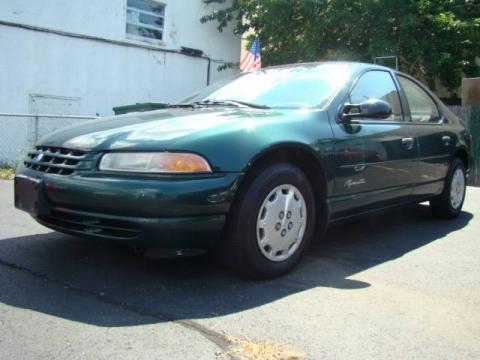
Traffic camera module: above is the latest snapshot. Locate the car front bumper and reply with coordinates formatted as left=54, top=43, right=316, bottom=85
left=14, top=166, right=243, bottom=250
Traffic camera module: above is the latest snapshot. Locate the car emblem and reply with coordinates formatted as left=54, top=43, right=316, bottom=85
left=345, top=178, right=366, bottom=188
left=34, top=153, right=44, bottom=162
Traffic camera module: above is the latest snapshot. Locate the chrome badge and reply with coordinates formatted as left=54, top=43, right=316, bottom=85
left=34, top=153, right=44, bottom=162
left=345, top=179, right=366, bottom=189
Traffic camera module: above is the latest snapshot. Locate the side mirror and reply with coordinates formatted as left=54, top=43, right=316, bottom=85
left=340, top=99, right=392, bottom=122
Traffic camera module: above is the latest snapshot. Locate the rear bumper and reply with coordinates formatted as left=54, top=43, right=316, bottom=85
left=15, top=166, right=243, bottom=249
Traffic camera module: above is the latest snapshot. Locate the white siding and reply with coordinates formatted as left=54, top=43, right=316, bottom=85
left=0, top=0, right=240, bottom=116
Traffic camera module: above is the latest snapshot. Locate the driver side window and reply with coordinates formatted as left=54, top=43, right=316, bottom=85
left=349, top=70, right=403, bottom=122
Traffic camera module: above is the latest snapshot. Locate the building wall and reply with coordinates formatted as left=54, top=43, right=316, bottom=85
left=0, top=0, right=240, bottom=116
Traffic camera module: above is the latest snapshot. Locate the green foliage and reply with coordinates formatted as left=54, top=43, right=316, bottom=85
left=216, top=62, right=238, bottom=72
left=0, top=167, right=15, bottom=180
left=202, top=0, right=480, bottom=95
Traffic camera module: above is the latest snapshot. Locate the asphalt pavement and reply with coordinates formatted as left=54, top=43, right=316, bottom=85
left=1, top=180, right=479, bottom=359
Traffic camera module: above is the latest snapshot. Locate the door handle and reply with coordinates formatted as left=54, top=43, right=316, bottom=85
left=442, top=135, right=451, bottom=147
left=402, top=137, right=415, bottom=151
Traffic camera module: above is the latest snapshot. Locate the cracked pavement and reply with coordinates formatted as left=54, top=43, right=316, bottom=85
left=1, top=180, right=479, bottom=359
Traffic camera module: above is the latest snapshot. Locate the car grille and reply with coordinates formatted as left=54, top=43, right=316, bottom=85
left=24, top=146, right=88, bottom=175
left=40, top=209, right=141, bottom=240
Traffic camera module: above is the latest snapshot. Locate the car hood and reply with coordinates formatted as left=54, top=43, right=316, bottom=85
left=37, top=106, right=333, bottom=172
left=39, top=107, right=309, bottom=152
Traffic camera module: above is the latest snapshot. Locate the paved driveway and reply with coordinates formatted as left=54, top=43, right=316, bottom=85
left=1, top=180, right=479, bottom=359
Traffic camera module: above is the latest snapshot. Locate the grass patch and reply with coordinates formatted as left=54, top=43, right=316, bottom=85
left=0, top=167, right=15, bottom=180
left=217, top=335, right=303, bottom=360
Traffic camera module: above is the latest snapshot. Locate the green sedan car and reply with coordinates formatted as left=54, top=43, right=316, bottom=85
left=15, top=62, right=471, bottom=278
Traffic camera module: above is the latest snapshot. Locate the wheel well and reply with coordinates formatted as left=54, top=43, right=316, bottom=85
left=455, top=149, right=469, bottom=169
left=234, top=146, right=329, bottom=237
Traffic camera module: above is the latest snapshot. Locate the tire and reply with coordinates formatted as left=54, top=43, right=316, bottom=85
left=222, top=163, right=316, bottom=279
left=430, top=158, right=466, bottom=219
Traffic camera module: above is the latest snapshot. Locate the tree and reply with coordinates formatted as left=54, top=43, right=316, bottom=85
left=201, top=0, right=480, bottom=97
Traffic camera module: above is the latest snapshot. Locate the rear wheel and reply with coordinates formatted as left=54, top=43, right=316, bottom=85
left=430, top=158, right=466, bottom=219
left=222, top=163, right=316, bottom=279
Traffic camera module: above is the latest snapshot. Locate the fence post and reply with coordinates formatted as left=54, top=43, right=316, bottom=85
left=34, top=115, right=39, bottom=144
left=471, top=106, right=480, bottom=186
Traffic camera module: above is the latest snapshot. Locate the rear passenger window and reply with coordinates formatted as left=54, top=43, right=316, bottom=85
left=349, top=70, right=403, bottom=122
left=398, top=76, right=441, bottom=123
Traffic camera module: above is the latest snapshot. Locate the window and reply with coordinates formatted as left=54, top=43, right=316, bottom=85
left=126, top=0, right=165, bottom=41
left=398, top=76, right=441, bottom=123
left=349, top=70, right=403, bottom=121
left=183, top=63, right=356, bottom=109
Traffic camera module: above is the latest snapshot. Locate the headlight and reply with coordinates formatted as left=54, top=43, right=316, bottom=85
left=99, top=152, right=212, bottom=173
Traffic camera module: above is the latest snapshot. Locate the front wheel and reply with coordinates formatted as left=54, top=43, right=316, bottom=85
left=430, top=158, right=466, bottom=219
left=222, top=163, right=316, bottom=279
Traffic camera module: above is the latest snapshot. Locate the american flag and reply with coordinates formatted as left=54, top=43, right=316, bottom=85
left=239, top=35, right=261, bottom=72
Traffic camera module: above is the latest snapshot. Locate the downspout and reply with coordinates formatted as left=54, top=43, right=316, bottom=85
left=207, top=57, right=211, bottom=86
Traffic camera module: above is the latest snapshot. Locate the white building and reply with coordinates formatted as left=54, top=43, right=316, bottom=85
left=0, top=0, right=241, bottom=116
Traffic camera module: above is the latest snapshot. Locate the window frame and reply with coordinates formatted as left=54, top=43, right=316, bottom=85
left=395, top=74, right=445, bottom=126
left=125, top=0, right=166, bottom=44
left=337, top=69, right=406, bottom=124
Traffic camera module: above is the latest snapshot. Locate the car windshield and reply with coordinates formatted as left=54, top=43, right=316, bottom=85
left=182, top=63, right=355, bottom=109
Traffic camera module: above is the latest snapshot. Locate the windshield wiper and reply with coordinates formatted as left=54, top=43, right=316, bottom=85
left=164, top=103, right=196, bottom=108
left=193, top=99, right=270, bottom=109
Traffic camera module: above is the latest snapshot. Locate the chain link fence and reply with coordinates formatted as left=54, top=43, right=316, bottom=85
left=0, top=113, right=96, bottom=166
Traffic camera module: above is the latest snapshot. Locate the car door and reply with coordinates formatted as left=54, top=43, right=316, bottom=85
left=330, top=69, right=419, bottom=219
left=397, top=75, right=454, bottom=197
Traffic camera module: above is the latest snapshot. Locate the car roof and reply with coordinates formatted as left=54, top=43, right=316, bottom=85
left=261, top=61, right=393, bottom=73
